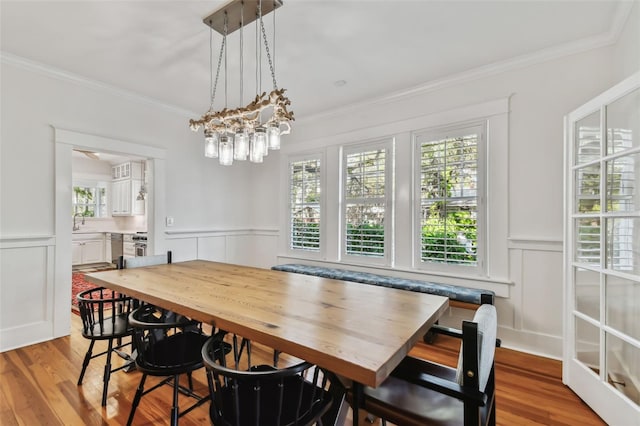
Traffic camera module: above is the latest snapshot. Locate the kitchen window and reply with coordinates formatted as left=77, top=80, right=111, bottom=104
left=73, top=183, right=108, bottom=218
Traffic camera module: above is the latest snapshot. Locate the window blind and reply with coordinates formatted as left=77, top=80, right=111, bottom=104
left=289, top=158, right=321, bottom=251
left=419, top=132, right=479, bottom=265
left=344, top=148, right=386, bottom=257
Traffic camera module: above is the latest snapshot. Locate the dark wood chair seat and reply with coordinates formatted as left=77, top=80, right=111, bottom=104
left=352, top=304, right=498, bottom=426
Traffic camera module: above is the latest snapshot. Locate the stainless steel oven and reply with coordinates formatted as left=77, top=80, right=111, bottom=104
left=132, top=232, right=148, bottom=257
left=134, top=241, right=147, bottom=257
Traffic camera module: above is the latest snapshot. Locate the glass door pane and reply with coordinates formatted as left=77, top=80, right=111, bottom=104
left=607, top=88, right=640, bottom=155
left=576, top=111, right=601, bottom=165
left=567, top=74, right=640, bottom=423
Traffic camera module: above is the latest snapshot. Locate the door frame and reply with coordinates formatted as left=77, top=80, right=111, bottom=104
left=53, top=127, right=166, bottom=339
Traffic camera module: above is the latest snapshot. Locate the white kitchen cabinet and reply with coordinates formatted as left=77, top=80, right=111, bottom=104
left=72, top=233, right=106, bottom=265
left=105, top=235, right=112, bottom=264
left=111, top=162, right=145, bottom=216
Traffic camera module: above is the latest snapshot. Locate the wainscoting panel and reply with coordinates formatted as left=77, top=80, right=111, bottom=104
left=0, top=237, right=55, bottom=352
left=165, top=229, right=279, bottom=268
left=197, top=236, right=227, bottom=262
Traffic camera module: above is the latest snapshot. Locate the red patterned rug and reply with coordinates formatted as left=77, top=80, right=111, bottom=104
left=71, top=268, right=114, bottom=312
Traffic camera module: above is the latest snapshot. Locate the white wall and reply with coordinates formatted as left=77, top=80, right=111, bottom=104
left=612, top=1, right=640, bottom=82
left=250, top=43, right=636, bottom=357
left=0, top=57, right=266, bottom=351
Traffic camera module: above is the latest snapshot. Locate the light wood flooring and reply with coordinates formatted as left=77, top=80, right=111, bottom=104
left=0, top=313, right=605, bottom=425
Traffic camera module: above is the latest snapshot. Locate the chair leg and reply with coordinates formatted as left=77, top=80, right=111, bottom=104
left=127, top=373, right=147, bottom=426
left=77, top=340, right=95, bottom=385
left=101, top=339, right=114, bottom=406
left=187, top=372, right=194, bottom=391
left=171, top=374, right=180, bottom=426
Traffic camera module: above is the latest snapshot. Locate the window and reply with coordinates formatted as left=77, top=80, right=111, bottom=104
left=72, top=184, right=108, bottom=218
left=342, top=141, right=392, bottom=262
left=289, top=157, right=321, bottom=252
left=415, top=124, right=485, bottom=271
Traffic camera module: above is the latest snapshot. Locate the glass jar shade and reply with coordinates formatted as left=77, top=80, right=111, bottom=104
left=267, top=124, right=281, bottom=150
left=249, top=132, right=264, bottom=163
left=219, top=135, right=234, bottom=166
left=204, top=131, right=219, bottom=158
left=254, top=127, right=268, bottom=157
left=234, top=129, right=249, bottom=160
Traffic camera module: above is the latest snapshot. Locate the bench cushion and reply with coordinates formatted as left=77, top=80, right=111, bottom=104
left=271, top=264, right=494, bottom=305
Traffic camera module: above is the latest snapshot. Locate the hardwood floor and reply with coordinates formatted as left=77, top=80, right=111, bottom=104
left=0, top=313, right=605, bottom=426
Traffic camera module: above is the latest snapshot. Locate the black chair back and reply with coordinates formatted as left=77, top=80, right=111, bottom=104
left=202, top=335, right=333, bottom=426
left=77, top=287, right=134, bottom=338
left=76, top=286, right=135, bottom=406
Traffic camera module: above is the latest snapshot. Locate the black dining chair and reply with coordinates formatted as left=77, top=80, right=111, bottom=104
left=202, top=334, right=334, bottom=426
left=353, top=304, right=498, bottom=426
left=76, top=286, right=135, bottom=406
left=126, top=304, right=229, bottom=426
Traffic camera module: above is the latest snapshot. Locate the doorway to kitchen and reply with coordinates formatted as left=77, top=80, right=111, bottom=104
left=54, top=128, right=166, bottom=339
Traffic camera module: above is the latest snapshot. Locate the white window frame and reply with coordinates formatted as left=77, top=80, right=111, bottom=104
left=286, top=152, right=325, bottom=257
left=72, top=179, right=109, bottom=218
left=341, top=139, right=394, bottom=266
left=413, top=121, right=487, bottom=276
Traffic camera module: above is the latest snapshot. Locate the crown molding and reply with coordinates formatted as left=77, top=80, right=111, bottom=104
left=299, top=2, right=635, bottom=124
left=0, top=51, right=198, bottom=118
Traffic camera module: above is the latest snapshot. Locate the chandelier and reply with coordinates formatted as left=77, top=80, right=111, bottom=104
left=189, top=0, right=294, bottom=166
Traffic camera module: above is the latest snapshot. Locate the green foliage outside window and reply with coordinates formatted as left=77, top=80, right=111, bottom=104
left=346, top=223, right=384, bottom=255
left=421, top=208, right=477, bottom=263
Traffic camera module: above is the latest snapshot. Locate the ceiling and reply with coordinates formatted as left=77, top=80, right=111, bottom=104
left=0, top=1, right=633, bottom=121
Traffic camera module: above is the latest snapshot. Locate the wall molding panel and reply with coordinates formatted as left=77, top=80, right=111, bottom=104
left=0, top=236, right=55, bottom=352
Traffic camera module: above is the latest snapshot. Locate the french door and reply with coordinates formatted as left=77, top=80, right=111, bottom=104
left=564, top=71, right=640, bottom=425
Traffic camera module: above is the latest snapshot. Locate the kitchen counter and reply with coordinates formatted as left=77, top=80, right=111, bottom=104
left=72, top=230, right=145, bottom=235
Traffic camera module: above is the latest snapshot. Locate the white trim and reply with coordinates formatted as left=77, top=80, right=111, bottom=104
left=165, top=228, right=278, bottom=238
left=507, top=237, right=563, bottom=252
left=54, top=128, right=166, bottom=160
left=0, top=235, right=55, bottom=249
left=1, top=52, right=196, bottom=118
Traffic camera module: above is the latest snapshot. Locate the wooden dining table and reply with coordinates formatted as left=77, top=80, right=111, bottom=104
left=87, top=260, right=449, bottom=425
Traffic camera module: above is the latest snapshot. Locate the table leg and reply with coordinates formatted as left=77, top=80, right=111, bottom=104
left=352, top=381, right=363, bottom=426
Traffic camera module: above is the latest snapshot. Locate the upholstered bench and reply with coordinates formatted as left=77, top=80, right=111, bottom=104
left=271, top=263, right=495, bottom=309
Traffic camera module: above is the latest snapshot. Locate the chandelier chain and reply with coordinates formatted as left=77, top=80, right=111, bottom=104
left=210, top=23, right=226, bottom=110
left=224, top=13, right=228, bottom=109
left=239, top=3, right=244, bottom=106
left=260, top=14, right=278, bottom=90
